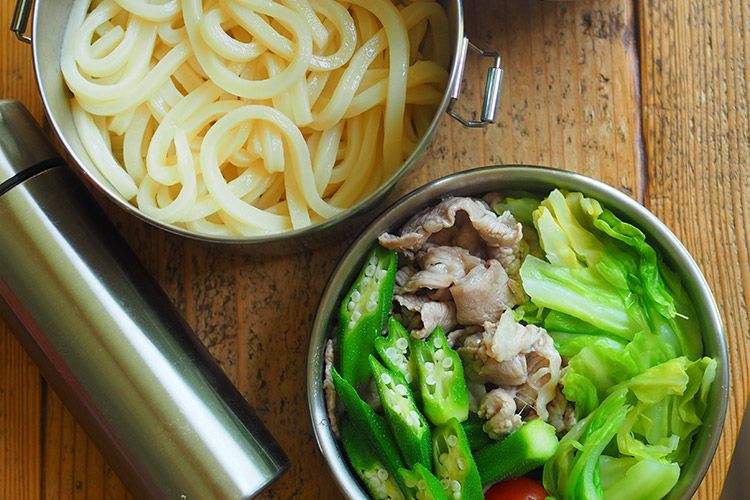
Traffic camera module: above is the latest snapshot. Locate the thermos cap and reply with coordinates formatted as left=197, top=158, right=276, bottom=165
left=0, top=101, right=59, bottom=186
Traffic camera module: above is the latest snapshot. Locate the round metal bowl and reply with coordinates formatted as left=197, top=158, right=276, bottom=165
left=18, top=0, right=502, bottom=253
left=306, top=165, right=729, bottom=499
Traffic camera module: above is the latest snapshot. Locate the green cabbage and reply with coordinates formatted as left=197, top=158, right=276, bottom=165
left=520, top=189, right=717, bottom=500
left=599, top=457, right=680, bottom=500
left=520, top=256, right=646, bottom=339
left=493, top=195, right=541, bottom=226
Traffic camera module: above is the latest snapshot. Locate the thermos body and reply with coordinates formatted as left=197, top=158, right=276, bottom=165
left=0, top=101, right=287, bottom=499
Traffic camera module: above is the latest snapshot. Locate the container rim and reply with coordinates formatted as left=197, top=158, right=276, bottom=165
left=306, top=164, right=729, bottom=500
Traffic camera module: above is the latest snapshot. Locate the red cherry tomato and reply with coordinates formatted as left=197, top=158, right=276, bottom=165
left=484, top=477, right=548, bottom=500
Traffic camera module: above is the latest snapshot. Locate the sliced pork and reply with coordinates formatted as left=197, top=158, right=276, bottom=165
left=547, top=378, right=577, bottom=434
left=394, top=294, right=457, bottom=339
left=450, top=260, right=518, bottom=325
left=478, top=387, right=524, bottom=438
left=455, top=311, right=563, bottom=435
left=378, top=196, right=523, bottom=262
left=400, top=246, right=483, bottom=293
left=458, top=331, right=529, bottom=386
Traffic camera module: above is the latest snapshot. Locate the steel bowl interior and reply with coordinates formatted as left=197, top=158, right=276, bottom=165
left=307, top=165, right=729, bottom=499
left=31, top=0, right=465, bottom=249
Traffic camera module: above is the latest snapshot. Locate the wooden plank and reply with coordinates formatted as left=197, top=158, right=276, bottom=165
left=0, top=0, right=646, bottom=498
left=0, top=323, right=41, bottom=500
left=638, top=0, right=750, bottom=498
left=400, top=0, right=644, bottom=199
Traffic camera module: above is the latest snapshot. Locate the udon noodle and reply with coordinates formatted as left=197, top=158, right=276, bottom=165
left=62, top=0, right=450, bottom=236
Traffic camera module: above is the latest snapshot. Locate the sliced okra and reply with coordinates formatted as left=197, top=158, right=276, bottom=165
left=398, top=463, right=448, bottom=500
left=370, top=355, right=431, bottom=469
left=432, top=418, right=483, bottom=500
left=332, top=366, right=406, bottom=493
left=375, top=317, right=419, bottom=391
left=337, top=245, right=398, bottom=386
left=341, top=418, right=406, bottom=500
left=414, top=326, right=470, bottom=426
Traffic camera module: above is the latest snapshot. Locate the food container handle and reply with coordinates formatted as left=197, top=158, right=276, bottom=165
left=11, top=0, right=32, bottom=43
left=447, top=37, right=503, bottom=128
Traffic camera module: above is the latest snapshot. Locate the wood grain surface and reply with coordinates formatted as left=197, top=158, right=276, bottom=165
left=638, top=0, right=750, bottom=498
left=0, top=0, right=746, bottom=498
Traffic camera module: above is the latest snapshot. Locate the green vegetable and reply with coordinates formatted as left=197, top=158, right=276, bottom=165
left=332, top=366, right=405, bottom=491
left=546, top=356, right=716, bottom=499
left=414, top=326, right=469, bottom=426
left=375, top=317, right=419, bottom=393
left=337, top=245, right=398, bottom=385
left=561, top=339, right=638, bottom=416
left=370, top=355, right=431, bottom=469
left=474, top=418, right=559, bottom=486
left=521, top=189, right=700, bottom=361
left=432, top=418, right=483, bottom=500
left=543, top=390, right=630, bottom=499
left=493, top=195, right=541, bottom=225
left=593, top=209, right=675, bottom=318
left=512, top=301, right=547, bottom=325
left=520, top=255, right=645, bottom=339
left=544, top=310, right=617, bottom=338
left=599, top=457, right=680, bottom=500
left=536, top=189, right=605, bottom=267
left=614, top=356, right=717, bottom=465
left=398, top=463, right=448, bottom=500
left=461, top=415, right=494, bottom=451
left=548, top=330, right=626, bottom=358
left=341, top=418, right=406, bottom=500
left=559, top=330, right=685, bottom=418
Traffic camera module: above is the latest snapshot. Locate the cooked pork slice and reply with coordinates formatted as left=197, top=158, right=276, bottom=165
left=446, top=325, right=483, bottom=348
left=458, top=332, right=529, bottom=386
left=546, top=385, right=567, bottom=432
left=478, top=387, right=523, bottom=438
left=395, top=265, right=417, bottom=290
left=452, top=215, right=486, bottom=257
left=488, top=245, right=527, bottom=303
left=378, top=197, right=523, bottom=259
left=394, top=294, right=457, bottom=339
left=522, top=341, right=562, bottom=421
left=401, top=246, right=484, bottom=293
left=485, top=312, right=562, bottom=420
left=485, top=312, right=546, bottom=362
left=457, top=312, right=563, bottom=417
left=323, top=339, right=339, bottom=438
left=547, top=379, right=577, bottom=435
left=426, top=288, right=453, bottom=302
left=450, top=260, right=517, bottom=325
left=563, top=404, right=577, bottom=431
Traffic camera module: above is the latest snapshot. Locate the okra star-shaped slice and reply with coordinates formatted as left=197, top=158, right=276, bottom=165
left=370, top=355, right=432, bottom=469
left=432, top=418, right=483, bottom=500
left=414, top=326, right=470, bottom=426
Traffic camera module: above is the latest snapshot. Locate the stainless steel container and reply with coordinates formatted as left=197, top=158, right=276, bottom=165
left=306, top=166, right=729, bottom=499
left=12, top=0, right=502, bottom=252
left=0, top=100, right=287, bottom=499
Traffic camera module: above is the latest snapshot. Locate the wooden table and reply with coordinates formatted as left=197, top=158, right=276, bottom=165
left=1, top=0, right=748, bottom=498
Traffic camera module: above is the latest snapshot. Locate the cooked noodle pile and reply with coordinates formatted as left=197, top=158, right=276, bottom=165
left=62, top=0, right=450, bottom=236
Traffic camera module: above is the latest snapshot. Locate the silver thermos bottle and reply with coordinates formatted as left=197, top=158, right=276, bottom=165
left=0, top=100, right=287, bottom=498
